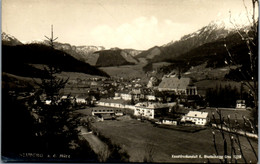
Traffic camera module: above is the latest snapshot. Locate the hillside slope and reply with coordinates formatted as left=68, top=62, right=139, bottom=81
left=137, top=17, right=252, bottom=64
left=92, top=49, right=139, bottom=67
left=2, top=44, right=109, bottom=77
left=2, top=32, right=23, bottom=46
left=157, top=31, right=257, bottom=81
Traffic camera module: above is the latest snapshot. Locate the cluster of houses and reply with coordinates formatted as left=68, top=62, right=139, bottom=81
left=88, top=75, right=212, bottom=126
left=114, top=89, right=156, bottom=101
left=94, top=97, right=210, bottom=126
left=39, top=74, right=246, bottom=126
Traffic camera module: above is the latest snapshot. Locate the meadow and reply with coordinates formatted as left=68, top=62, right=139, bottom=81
left=90, top=116, right=257, bottom=163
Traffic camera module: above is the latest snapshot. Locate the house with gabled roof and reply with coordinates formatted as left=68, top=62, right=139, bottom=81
left=236, top=100, right=246, bottom=109
left=114, top=90, right=132, bottom=100
left=158, top=77, right=197, bottom=95
left=134, top=102, right=172, bottom=119
left=75, top=95, right=87, bottom=104
left=181, top=111, right=209, bottom=125
left=130, top=88, right=144, bottom=101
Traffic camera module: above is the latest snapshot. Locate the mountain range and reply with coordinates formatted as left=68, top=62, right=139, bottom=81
left=2, top=15, right=256, bottom=80
left=136, top=17, right=257, bottom=79
left=23, top=40, right=142, bottom=67
left=136, top=17, right=252, bottom=62
left=2, top=43, right=109, bottom=78
left=2, top=32, right=23, bottom=46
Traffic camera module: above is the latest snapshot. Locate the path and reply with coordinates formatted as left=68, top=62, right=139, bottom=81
left=79, top=126, right=110, bottom=160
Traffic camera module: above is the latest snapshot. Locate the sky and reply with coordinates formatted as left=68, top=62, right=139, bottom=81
left=2, top=0, right=255, bottom=50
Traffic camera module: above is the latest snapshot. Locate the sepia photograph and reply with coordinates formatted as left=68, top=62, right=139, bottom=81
left=1, top=0, right=258, bottom=163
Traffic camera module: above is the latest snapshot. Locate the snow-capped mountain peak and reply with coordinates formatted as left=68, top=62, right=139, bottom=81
left=2, top=32, right=17, bottom=41
left=23, top=39, right=46, bottom=44
left=209, top=11, right=255, bottom=30
left=2, top=32, right=23, bottom=45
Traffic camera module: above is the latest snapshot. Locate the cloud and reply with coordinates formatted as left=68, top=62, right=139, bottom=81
left=90, top=16, right=194, bottom=50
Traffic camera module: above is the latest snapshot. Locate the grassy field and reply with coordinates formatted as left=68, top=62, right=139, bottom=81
left=100, top=65, right=147, bottom=80
left=200, top=108, right=252, bottom=121
left=184, top=63, right=238, bottom=81
left=152, top=62, right=172, bottom=70
left=90, top=117, right=257, bottom=163
left=99, top=57, right=148, bottom=81
left=199, top=108, right=255, bottom=132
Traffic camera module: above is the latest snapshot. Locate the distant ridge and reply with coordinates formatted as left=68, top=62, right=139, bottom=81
left=23, top=39, right=142, bottom=67
left=2, top=32, right=23, bottom=46
left=2, top=43, right=109, bottom=77
left=137, top=13, right=253, bottom=63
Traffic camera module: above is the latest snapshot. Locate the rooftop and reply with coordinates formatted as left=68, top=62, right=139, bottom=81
left=98, top=98, right=127, bottom=104
left=135, top=102, right=170, bottom=109
left=186, top=111, right=208, bottom=119
left=158, top=77, right=193, bottom=90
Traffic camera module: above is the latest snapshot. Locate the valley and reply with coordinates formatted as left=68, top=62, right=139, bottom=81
left=2, top=7, right=258, bottom=163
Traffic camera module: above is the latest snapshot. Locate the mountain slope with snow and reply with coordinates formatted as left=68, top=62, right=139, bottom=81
left=2, top=32, right=23, bottom=46
left=137, top=13, right=254, bottom=63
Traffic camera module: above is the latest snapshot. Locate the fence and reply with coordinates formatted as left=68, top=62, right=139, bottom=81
left=211, top=123, right=258, bottom=139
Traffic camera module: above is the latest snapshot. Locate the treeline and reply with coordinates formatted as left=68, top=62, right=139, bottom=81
left=206, top=84, right=240, bottom=108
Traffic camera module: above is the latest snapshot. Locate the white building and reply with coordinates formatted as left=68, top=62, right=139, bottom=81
left=145, top=95, right=156, bottom=101
left=76, top=96, right=87, bottom=104
left=134, top=102, right=155, bottom=119
left=114, top=92, right=132, bottom=101
left=121, top=93, right=132, bottom=100
left=236, top=100, right=246, bottom=109
left=96, top=98, right=126, bottom=108
left=162, top=120, right=178, bottom=125
left=181, top=111, right=209, bottom=125
left=45, top=100, right=51, bottom=105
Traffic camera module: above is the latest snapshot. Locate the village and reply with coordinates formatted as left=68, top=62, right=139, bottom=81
left=4, top=53, right=256, bottom=163
left=44, top=72, right=255, bottom=163
left=2, top=0, right=258, bottom=162
left=30, top=71, right=248, bottom=129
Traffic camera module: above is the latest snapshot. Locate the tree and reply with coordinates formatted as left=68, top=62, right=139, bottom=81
left=211, top=1, right=259, bottom=163
left=224, top=0, right=258, bottom=123
left=32, top=25, right=79, bottom=154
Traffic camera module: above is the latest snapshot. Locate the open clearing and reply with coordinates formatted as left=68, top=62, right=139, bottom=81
left=90, top=118, right=257, bottom=163
left=200, top=107, right=252, bottom=121
left=99, top=65, right=147, bottom=80
left=99, top=58, right=148, bottom=80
